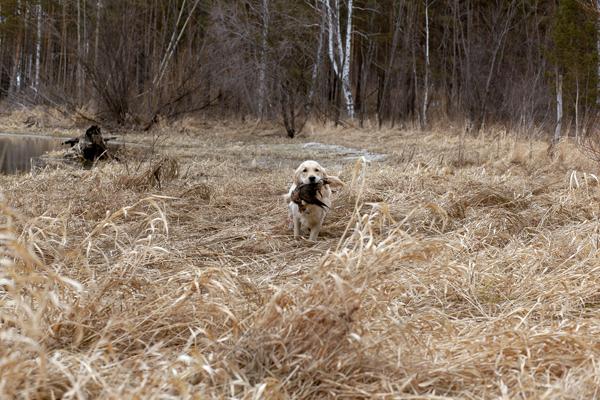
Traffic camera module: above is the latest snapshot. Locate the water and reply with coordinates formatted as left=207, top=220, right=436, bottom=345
left=0, top=134, right=62, bottom=174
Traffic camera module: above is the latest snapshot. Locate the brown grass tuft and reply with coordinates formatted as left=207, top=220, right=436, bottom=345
left=2, top=123, right=600, bottom=398
left=117, top=156, right=179, bottom=190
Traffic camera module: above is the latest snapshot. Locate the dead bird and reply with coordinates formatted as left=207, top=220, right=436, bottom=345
left=291, top=180, right=329, bottom=210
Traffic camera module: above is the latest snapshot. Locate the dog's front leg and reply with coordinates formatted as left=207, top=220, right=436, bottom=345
left=308, top=226, right=320, bottom=241
left=293, top=216, right=300, bottom=238
left=287, top=209, right=294, bottom=230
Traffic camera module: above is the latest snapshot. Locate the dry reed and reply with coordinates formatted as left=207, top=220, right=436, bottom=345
left=1, top=122, right=600, bottom=399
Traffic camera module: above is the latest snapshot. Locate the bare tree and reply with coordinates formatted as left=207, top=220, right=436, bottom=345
left=377, top=1, right=404, bottom=128
left=307, top=4, right=326, bottom=111
left=257, top=0, right=269, bottom=118
left=476, top=0, right=518, bottom=130
left=0, top=0, right=593, bottom=138
left=154, top=0, right=201, bottom=87
left=76, top=0, right=83, bottom=101
left=596, top=0, right=600, bottom=106
left=34, top=0, right=41, bottom=91
left=94, top=0, right=102, bottom=63
left=421, top=0, right=431, bottom=129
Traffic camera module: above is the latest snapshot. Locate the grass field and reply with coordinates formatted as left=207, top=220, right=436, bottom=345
left=2, top=118, right=600, bottom=399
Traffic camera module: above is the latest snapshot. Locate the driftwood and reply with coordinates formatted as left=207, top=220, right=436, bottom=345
left=63, top=125, right=117, bottom=162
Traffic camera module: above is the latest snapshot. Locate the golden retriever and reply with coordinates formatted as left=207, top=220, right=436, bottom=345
left=285, top=160, right=344, bottom=241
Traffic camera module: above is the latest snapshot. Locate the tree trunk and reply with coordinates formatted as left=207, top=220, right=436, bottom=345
left=597, top=0, right=600, bottom=105
left=378, top=1, right=403, bottom=125
left=377, top=71, right=384, bottom=128
left=421, top=0, right=430, bottom=129
left=34, top=1, right=42, bottom=91
left=575, top=76, right=579, bottom=140
left=307, top=7, right=326, bottom=111
left=324, top=0, right=339, bottom=76
left=340, top=0, right=354, bottom=119
left=155, top=0, right=201, bottom=86
left=280, top=82, right=296, bottom=138
left=59, top=0, right=67, bottom=90
left=76, top=0, right=83, bottom=102
left=411, top=36, right=418, bottom=122
left=451, top=0, right=459, bottom=112
left=95, top=0, right=102, bottom=63
left=323, top=0, right=354, bottom=119
left=358, top=40, right=374, bottom=127
left=355, top=45, right=362, bottom=126
left=477, top=0, right=517, bottom=131
left=554, top=72, right=563, bottom=143
left=10, top=1, right=23, bottom=95
left=257, top=0, right=269, bottom=118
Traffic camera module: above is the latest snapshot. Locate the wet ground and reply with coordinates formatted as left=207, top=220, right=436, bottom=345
left=0, top=130, right=387, bottom=175
left=215, top=142, right=388, bottom=171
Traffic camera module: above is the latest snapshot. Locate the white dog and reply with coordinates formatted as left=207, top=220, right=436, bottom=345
left=285, top=160, right=344, bottom=241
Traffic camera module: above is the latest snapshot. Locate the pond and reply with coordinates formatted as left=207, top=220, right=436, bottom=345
left=0, top=134, right=62, bottom=174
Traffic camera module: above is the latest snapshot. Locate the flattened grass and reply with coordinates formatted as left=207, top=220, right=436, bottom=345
left=1, top=122, right=600, bottom=399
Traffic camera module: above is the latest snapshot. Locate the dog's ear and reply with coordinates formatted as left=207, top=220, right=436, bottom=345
left=324, top=175, right=344, bottom=188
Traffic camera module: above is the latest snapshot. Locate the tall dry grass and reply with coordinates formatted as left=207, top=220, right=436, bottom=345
left=2, top=123, right=600, bottom=399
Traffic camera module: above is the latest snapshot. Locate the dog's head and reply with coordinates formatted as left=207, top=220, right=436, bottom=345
left=294, top=160, right=327, bottom=185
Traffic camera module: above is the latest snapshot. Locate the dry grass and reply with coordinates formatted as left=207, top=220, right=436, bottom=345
left=2, top=120, right=600, bottom=399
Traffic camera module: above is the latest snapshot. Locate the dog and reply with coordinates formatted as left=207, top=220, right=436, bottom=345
left=285, top=160, right=344, bottom=241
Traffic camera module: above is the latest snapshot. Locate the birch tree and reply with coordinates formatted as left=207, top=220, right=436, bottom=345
left=554, top=71, right=563, bottom=142
left=323, top=0, right=354, bottom=119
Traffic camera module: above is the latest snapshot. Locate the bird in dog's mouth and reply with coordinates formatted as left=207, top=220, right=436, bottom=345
left=290, top=178, right=333, bottom=211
